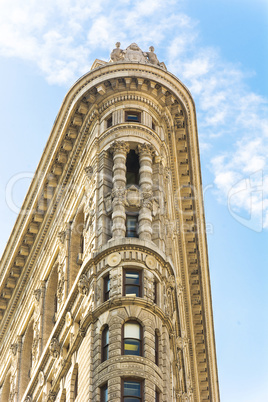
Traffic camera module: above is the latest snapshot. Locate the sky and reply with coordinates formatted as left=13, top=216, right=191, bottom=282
left=0, top=0, right=267, bottom=400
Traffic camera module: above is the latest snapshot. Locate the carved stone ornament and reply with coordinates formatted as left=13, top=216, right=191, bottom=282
left=107, top=252, right=121, bottom=267
left=123, top=43, right=147, bottom=63
left=57, top=265, right=64, bottom=304
left=110, top=42, right=124, bottom=62
left=145, top=255, right=156, bottom=269
left=85, top=165, right=93, bottom=180
left=49, top=338, right=60, bottom=358
left=110, top=140, right=130, bottom=155
left=24, top=397, right=32, bottom=402
left=38, top=371, right=45, bottom=387
left=110, top=42, right=166, bottom=69
left=57, top=230, right=66, bottom=244
left=125, top=186, right=141, bottom=208
left=104, top=192, right=112, bottom=213
left=10, top=343, right=18, bottom=356
left=65, top=312, right=73, bottom=327
left=78, top=274, right=90, bottom=296
left=33, top=288, right=41, bottom=303
left=47, top=392, right=57, bottom=402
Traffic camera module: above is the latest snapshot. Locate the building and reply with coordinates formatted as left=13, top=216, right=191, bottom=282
left=0, top=43, right=220, bottom=401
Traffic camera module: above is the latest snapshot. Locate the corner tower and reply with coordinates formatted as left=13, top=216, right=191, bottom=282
left=0, top=43, right=219, bottom=401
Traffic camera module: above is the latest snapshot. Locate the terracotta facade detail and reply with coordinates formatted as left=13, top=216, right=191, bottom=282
left=0, top=44, right=219, bottom=401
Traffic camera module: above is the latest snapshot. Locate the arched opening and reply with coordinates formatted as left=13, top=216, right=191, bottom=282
left=1, top=372, right=11, bottom=402
left=19, top=321, right=34, bottom=400
left=69, top=208, right=84, bottom=291
left=70, top=364, right=78, bottom=402
left=122, top=321, right=143, bottom=356
left=101, top=325, right=109, bottom=362
left=126, top=150, right=140, bottom=186
left=43, top=263, right=58, bottom=348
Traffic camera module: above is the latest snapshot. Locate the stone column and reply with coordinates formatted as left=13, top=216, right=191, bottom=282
left=111, top=141, right=129, bottom=239
left=137, top=144, right=154, bottom=241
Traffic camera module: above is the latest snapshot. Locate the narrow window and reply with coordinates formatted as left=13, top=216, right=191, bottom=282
left=122, top=379, right=143, bottom=401
left=74, top=369, right=78, bottom=400
left=126, top=215, right=138, bottom=238
left=155, top=389, right=160, bottom=402
left=102, top=326, right=109, bottom=362
left=103, top=274, right=110, bottom=301
left=154, top=280, right=157, bottom=304
left=101, top=382, right=108, bottom=402
left=152, top=121, right=156, bottom=131
left=125, top=111, right=141, bottom=123
left=126, top=150, right=140, bottom=186
left=124, top=270, right=141, bottom=297
left=107, top=115, right=113, bottom=128
left=155, top=331, right=159, bottom=365
left=123, top=321, right=142, bottom=356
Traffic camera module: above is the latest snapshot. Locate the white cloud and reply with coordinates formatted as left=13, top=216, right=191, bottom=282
left=0, top=0, right=267, bottom=229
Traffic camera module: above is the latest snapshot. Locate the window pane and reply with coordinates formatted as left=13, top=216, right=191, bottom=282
left=124, top=322, right=140, bottom=339
left=124, top=381, right=141, bottom=396
left=125, top=272, right=139, bottom=285
left=103, top=345, right=109, bottom=361
left=101, top=383, right=108, bottom=402
left=124, top=339, right=140, bottom=355
left=103, top=328, right=109, bottom=345
left=126, top=216, right=138, bottom=238
left=125, top=285, right=140, bottom=296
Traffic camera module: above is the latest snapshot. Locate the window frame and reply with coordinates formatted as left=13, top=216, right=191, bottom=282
left=122, top=320, right=143, bottom=357
left=106, top=115, right=113, bottom=128
left=126, top=214, right=139, bottom=238
left=103, top=274, right=110, bottom=301
left=155, top=330, right=159, bottom=366
left=125, top=111, right=141, bottom=123
left=123, top=269, right=142, bottom=297
left=121, top=378, right=144, bottom=401
left=102, top=325, right=109, bottom=362
left=100, top=382, right=108, bottom=402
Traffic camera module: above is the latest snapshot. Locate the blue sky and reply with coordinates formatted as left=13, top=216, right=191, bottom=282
left=0, top=0, right=267, bottom=400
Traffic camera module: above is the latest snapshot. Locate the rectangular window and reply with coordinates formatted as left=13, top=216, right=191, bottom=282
left=101, top=383, right=108, bottom=402
left=107, top=115, right=113, bottom=128
left=103, top=275, right=110, bottom=301
left=124, top=270, right=141, bottom=297
left=126, top=215, right=138, bottom=238
left=154, top=280, right=157, bottom=304
left=125, top=111, right=141, bottom=123
left=122, top=379, right=143, bottom=401
left=155, top=389, right=160, bottom=402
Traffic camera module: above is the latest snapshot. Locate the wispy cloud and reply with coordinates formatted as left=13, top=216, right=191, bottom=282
left=0, top=0, right=267, bottom=229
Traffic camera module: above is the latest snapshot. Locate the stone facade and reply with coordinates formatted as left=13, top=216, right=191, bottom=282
left=0, top=44, right=220, bottom=401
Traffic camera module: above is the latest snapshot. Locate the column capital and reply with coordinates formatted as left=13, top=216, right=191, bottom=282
left=110, top=140, right=129, bottom=155
left=136, top=143, right=155, bottom=156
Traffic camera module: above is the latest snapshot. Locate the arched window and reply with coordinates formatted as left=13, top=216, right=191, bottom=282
left=122, top=379, right=143, bottom=401
left=71, top=365, right=78, bottom=401
left=100, top=382, right=108, bottom=402
left=103, top=274, right=110, bottom=301
left=70, top=208, right=84, bottom=290
left=74, top=369, right=78, bottom=400
left=19, top=321, right=34, bottom=400
left=122, top=321, right=142, bottom=356
left=43, top=263, right=58, bottom=348
left=155, top=331, right=159, bottom=365
left=102, top=325, right=109, bottom=362
left=1, top=372, right=11, bottom=402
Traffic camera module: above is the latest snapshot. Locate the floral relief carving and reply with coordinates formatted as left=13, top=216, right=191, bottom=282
left=78, top=274, right=90, bottom=296
left=57, top=264, right=64, bottom=304
left=50, top=338, right=60, bottom=359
